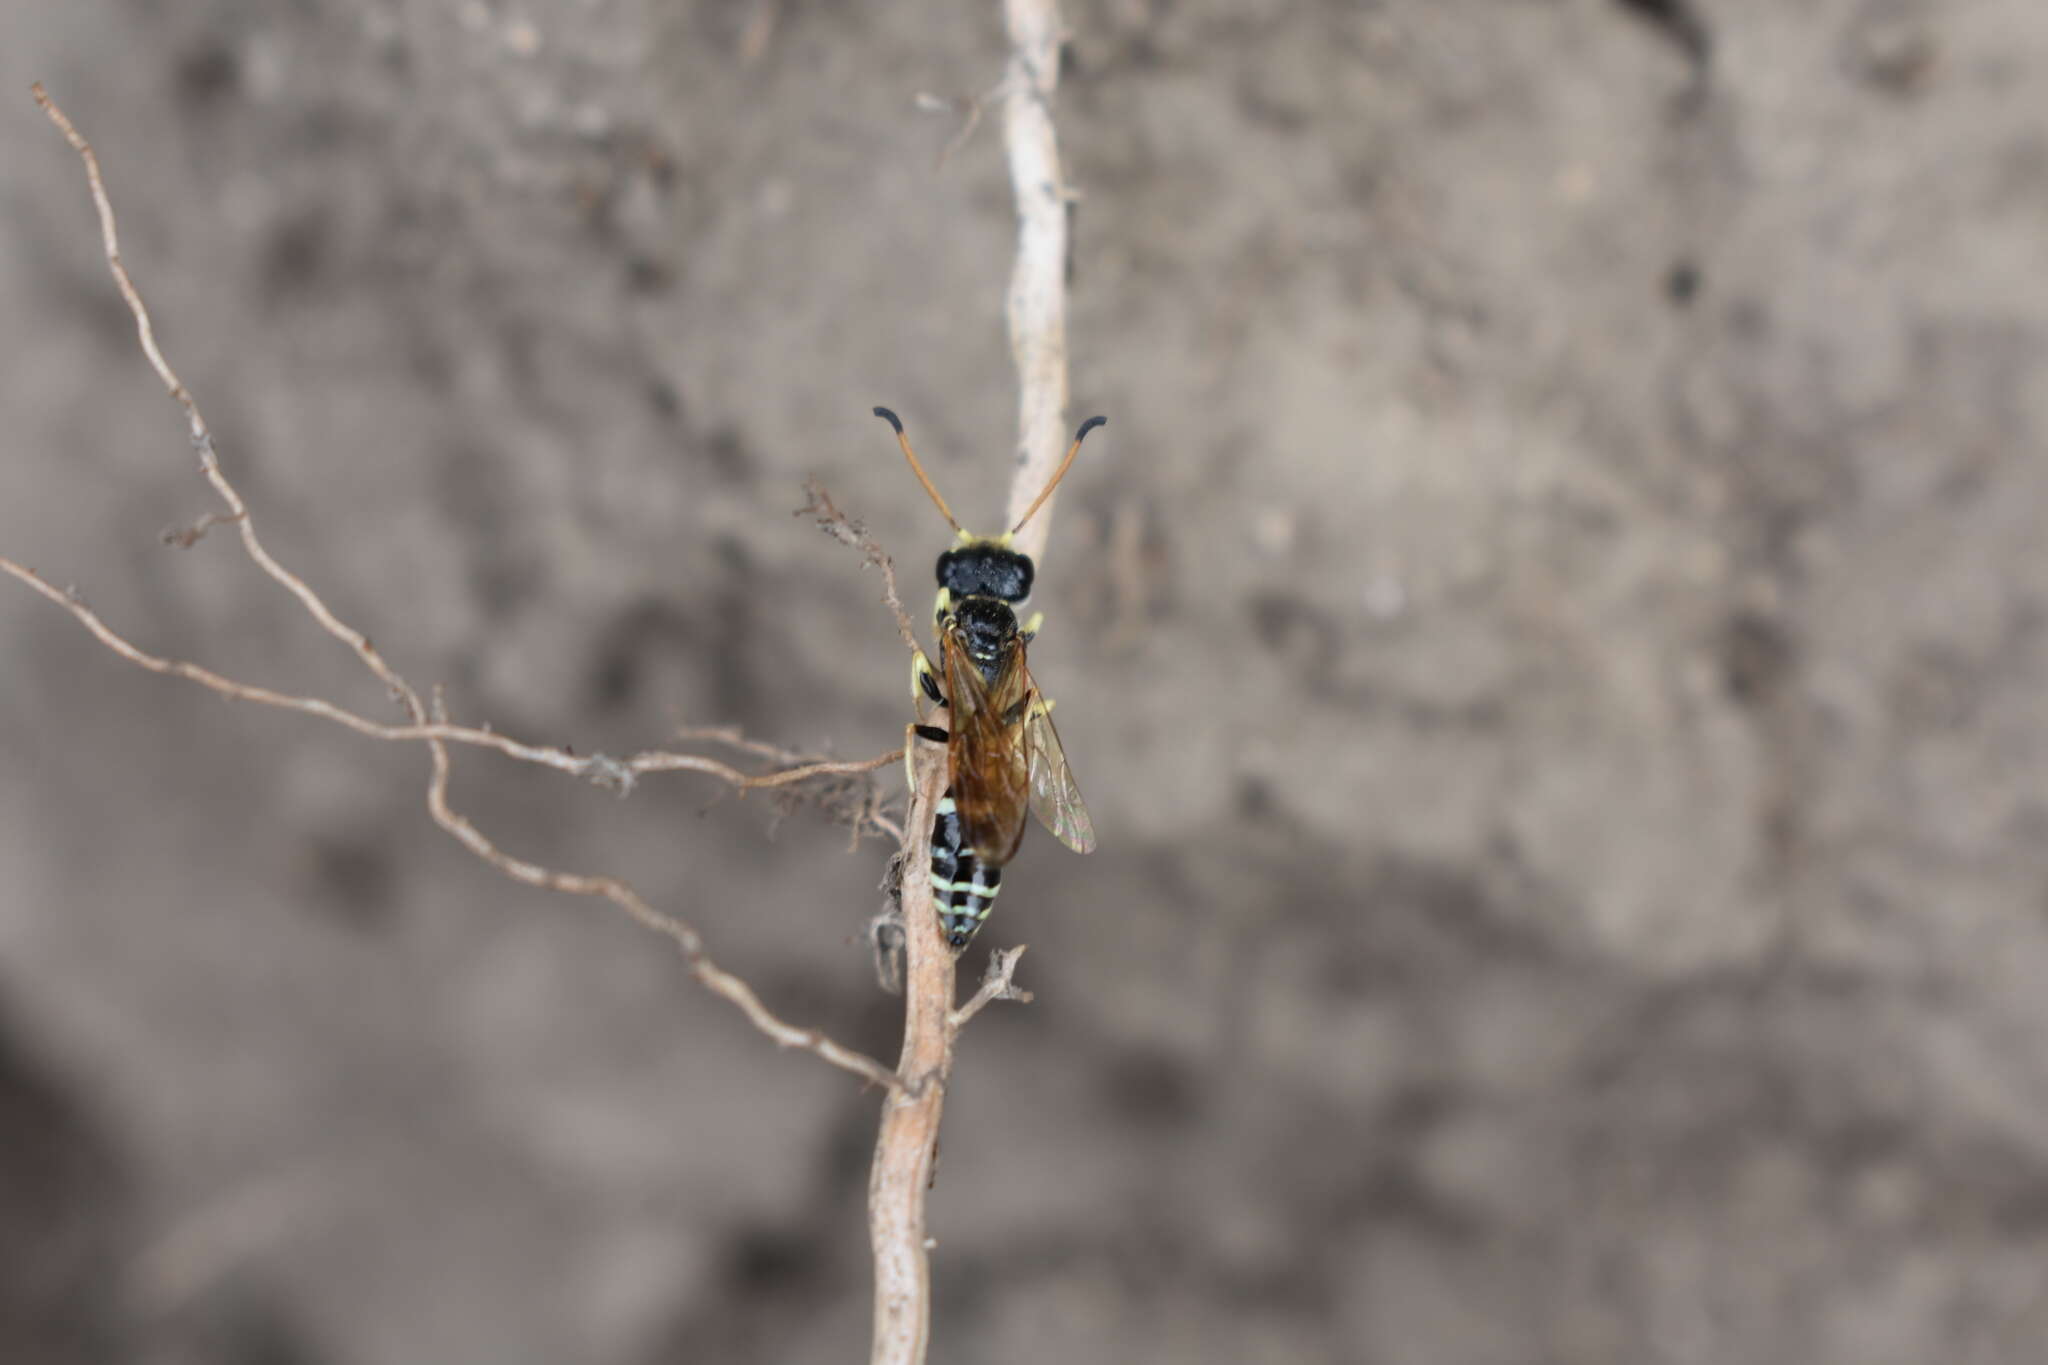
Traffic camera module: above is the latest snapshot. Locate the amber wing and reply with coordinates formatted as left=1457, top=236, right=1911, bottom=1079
left=1023, top=675, right=1096, bottom=855
left=939, top=623, right=1033, bottom=865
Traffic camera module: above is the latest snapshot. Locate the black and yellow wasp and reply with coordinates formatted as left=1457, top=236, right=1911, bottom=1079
left=872, top=407, right=1103, bottom=949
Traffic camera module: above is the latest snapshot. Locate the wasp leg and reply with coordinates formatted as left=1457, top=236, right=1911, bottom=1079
left=1019, top=610, right=1044, bottom=643
left=912, top=649, right=948, bottom=715
left=904, top=719, right=948, bottom=785
left=907, top=657, right=950, bottom=787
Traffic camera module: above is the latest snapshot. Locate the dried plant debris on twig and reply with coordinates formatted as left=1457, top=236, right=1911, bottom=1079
left=797, top=478, right=920, bottom=653
left=161, top=509, right=246, bottom=548
left=871, top=851, right=910, bottom=994
left=677, top=724, right=903, bottom=846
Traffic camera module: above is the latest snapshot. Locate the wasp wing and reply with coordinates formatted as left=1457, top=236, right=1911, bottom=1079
left=940, top=623, right=1032, bottom=865
left=1023, top=673, right=1096, bottom=854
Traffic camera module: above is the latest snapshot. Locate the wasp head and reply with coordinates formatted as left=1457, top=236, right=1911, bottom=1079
left=937, top=539, right=1034, bottom=605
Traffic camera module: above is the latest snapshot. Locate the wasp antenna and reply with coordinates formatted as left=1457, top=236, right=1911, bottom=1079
left=874, top=406, right=960, bottom=532
left=1010, top=415, right=1107, bottom=536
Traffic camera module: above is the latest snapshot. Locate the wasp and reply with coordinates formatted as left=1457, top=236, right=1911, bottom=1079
left=872, top=406, right=1104, bottom=949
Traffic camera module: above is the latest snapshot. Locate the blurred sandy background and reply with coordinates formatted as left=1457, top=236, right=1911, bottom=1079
left=6, top=1, right=2048, bottom=1362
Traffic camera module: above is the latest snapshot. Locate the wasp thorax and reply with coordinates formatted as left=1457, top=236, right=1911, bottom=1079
left=951, top=597, right=1019, bottom=673
left=937, top=542, right=1034, bottom=604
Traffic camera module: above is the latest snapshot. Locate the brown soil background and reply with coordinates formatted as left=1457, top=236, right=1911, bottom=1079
left=6, top=2, right=2048, bottom=1362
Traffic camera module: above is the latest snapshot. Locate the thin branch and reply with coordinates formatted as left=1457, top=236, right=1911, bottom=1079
left=865, top=741, right=1038, bottom=1359
left=673, top=723, right=818, bottom=763
left=161, top=508, right=245, bottom=549
left=419, top=687, right=902, bottom=1091
left=867, top=808, right=905, bottom=845
left=869, top=730, right=953, bottom=1364
left=33, top=83, right=412, bottom=711
left=670, top=725, right=903, bottom=787
left=32, top=86, right=197, bottom=443
left=26, top=84, right=899, bottom=1094
left=798, top=477, right=920, bottom=653
left=950, top=945, right=1034, bottom=1029
left=1, top=554, right=899, bottom=796
left=998, top=0, right=1078, bottom=567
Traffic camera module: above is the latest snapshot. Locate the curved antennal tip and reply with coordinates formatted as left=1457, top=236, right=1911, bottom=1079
left=1009, top=415, right=1109, bottom=537
left=876, top=406, right=961, bottom=532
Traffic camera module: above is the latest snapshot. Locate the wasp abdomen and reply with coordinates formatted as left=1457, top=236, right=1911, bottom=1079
left=931, top=790, right=1002, bottom=949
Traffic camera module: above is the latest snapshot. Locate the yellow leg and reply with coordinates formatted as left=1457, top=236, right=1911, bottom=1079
left=908, top=651, right=945, bottom=787
left=911, top=649, right=943, bottom=719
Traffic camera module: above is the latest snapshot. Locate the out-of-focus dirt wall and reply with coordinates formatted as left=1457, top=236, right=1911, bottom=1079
left=6, top=2, right=2047, bottom=1361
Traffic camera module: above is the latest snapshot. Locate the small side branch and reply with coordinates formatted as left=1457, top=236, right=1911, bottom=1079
left=0, top=557, right=898, bottom=801
left=161, top=508, right=245, bottom=548
left=798, top=477, right=920, bottom=654
left=951, top=945, right=1034, bottom=1029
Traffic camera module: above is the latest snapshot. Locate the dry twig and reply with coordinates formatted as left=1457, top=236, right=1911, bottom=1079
left=951, top=945, right=1035, bottom=1029
left=999, top=0, right=1081, bottom=566
left=160, top=508, right=245, bottom=548
left=868, top=732, right=955, bottom=1362
left=22, top=83, right=900, bottom=1093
